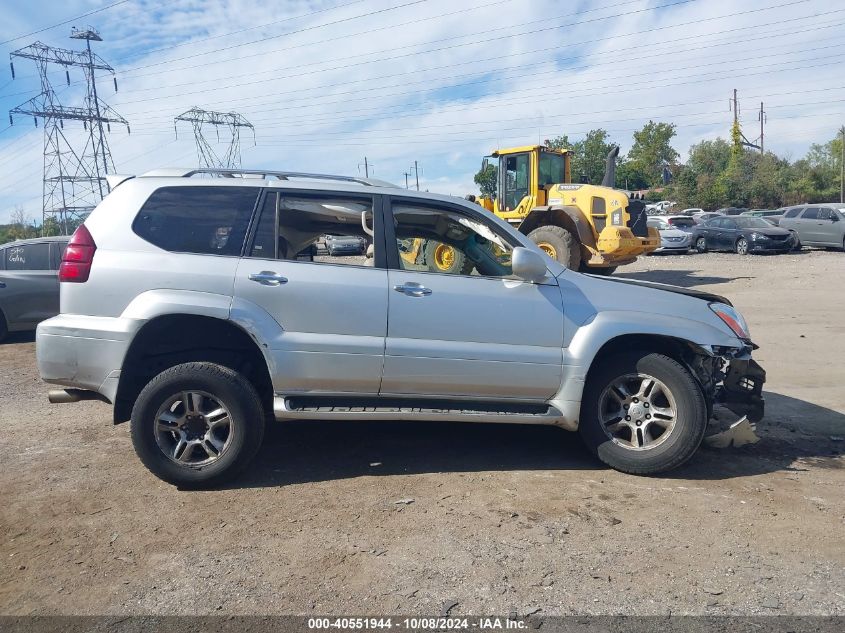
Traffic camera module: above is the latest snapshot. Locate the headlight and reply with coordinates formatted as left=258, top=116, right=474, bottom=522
left=750, top=232, right=768, bottom=240
left=709, top=302, right=751, bottom=340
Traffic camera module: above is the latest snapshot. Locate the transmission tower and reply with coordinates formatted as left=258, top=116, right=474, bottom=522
left=8, top=27, right=129, bottom=235
left=174, top=107, right=255, bottom=169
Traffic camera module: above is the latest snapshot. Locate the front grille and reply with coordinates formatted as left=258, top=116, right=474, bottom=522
left=626, top=199, right=649, bottom=237
left=768, top=234, right=789, bottom=241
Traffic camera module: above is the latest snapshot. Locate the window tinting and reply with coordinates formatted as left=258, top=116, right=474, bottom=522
left=392, top=204, right=514, bottom=278
left=538, top=151, right=565, bottom=186
left=783, top=207, right=802, bottom=218
left=801, top=208, right=820, bottom=220
left=249, top=193, right=278, bottom=258
left=133, top=186, right=259, bottom=255
left=5, top=242, right=51, bottom=270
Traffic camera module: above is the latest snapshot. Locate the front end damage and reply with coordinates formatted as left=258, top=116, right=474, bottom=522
left=689, top=345, right=766, bottom=446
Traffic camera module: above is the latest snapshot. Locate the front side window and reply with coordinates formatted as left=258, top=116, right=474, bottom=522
left=133, top=186, right=259, bottom=256
left=503, top=153, right=530, bottom=210
left=249, top=192, right=373, bottom=266
left=4, top=242, right=51, bottom=271
left=538, top=151, right=565, bottom=187
left=392, top=203, right=514, bottom=278
left=817, top=208, right=833, bottom=220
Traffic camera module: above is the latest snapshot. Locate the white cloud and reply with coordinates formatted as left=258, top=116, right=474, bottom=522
left=0, top=0, right=843, bottom=224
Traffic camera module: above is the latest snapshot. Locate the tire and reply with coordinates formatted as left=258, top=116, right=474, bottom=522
left=527, top=225, right=581, bottom=270
left=423, top=240, right=473, bottom=275
left=579, top=351, right=708, bottom=475
left=695, top=236, right=707, bottom=253
left=735, top=237, right=749, bottom=255
left=583, top=265, right=617, bottom=276
left=0, top=310, right=7, bottom=343
left=790, top=232, right=802, bottom=252
left=130, top=362, right=265, bottom=488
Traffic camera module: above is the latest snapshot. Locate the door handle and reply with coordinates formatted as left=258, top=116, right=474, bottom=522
left=393, top=282, right=432, bottom=297
left=249, top=271, right=288, bottom=286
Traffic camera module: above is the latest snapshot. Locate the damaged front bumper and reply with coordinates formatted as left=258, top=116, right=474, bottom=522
left=715, top=357, right=766, bottom=423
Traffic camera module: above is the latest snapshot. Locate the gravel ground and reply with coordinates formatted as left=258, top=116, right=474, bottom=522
left=1, top=249, right=843, bottom=616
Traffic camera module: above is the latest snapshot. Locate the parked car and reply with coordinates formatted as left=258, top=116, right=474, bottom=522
left=36, top=168, right=766, bottom=486
left=0, top=236, right=68, bottom=341
left=742, top=209, right=783, bottom=219
left=325, top=234, right=366, bottom=256
left=693, top=216, right=795, bottom=254
left=647, top=217, right=691, bottom=253
left=778, top=203, right=845, bottom=250
left=692, top=212, right=723, bottom=224
left=659, top=215, right=697, bottom=231
left=716, top=207, right=749, bottom=216
left=679, top=208, right=703, bottom=216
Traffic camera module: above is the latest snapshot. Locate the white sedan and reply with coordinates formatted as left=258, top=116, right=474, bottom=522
left=647, top=217, right=692, bottom=253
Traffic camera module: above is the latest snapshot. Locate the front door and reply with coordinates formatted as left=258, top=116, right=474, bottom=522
left=381, top=198, right=564, bottom=401
left=234, top=190, right=388, bottom=396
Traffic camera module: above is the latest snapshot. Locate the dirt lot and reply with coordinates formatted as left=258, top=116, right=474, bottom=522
left=1, top=250, right=843, bottom=617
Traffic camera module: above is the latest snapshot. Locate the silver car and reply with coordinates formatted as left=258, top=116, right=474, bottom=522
left=778, top=203, right=845, bottom=250
left=36, top=168, right=765, bottom=487
left=647, top=218, right=692, bottom=253
left=0, top=236, right=68, bottom=341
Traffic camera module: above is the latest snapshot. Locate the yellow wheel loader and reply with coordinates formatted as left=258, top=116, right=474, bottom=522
left=470, top=145, right=659, bottom=274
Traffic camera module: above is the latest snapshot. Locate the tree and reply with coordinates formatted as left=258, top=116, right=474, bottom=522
left=545, top=129, right=614, bottom=185
left=473, top=163, right=498, bottom=198
left=627, top=121, right=679, bottom=188
left=8, top=206, right=37, bottom=241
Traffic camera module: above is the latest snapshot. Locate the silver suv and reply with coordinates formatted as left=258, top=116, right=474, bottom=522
left=37, top=168, right=766, bottom=487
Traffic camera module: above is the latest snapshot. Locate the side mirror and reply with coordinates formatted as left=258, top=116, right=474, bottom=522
left=830, top=214, right=839, bottom=222
left=511, top=247, right=548, bottom=282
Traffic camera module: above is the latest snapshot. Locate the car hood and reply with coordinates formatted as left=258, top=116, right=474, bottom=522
left=582, top=274, right=731, bottom=306
left=743, top=226, right=790, bottom=236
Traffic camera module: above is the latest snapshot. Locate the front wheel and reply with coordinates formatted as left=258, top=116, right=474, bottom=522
left=735, top=237, right=749, bottom=255
left=579, top=352, right=707, bottom=474
left=527, top=225, right=581, bottom=270
left=695, top=236, right=707, bottom=253
left=130, top=362, right=265, bottom=488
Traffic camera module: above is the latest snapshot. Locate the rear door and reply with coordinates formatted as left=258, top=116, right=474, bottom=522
left=0, top=242, right=58, bottom=328
left=234, top=190, right=388, bottom=396
left=381, top=197, right=564, bottom=401
left=797, top=207, right=821, bottom=243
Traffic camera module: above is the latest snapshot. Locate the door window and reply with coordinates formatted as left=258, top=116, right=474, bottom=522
left=783, top=207, right=802, bottom=218
left=248, top=191, right=374, bottom=267
left=391, top=203, right=515, bottom=278
left=801, top=208, right=820, bottom=220
left=503, top=153, right=530, bottom=210
left=817, top=209, right=833, bottom=220
left=5, top=243, right=51, bottom=270
left=133, top=186, right=259, bottom=256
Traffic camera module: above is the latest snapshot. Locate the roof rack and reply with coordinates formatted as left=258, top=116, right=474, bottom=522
left=139, top=168, right=395, bottom=187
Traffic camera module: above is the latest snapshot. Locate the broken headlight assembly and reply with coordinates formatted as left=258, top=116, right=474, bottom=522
left=709, top=302, right=751, bottom=341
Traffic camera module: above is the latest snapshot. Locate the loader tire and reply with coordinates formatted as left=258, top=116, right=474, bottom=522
left=423, top=240, right=473, bottom=275
left=528, top=225, right=581, bottom=270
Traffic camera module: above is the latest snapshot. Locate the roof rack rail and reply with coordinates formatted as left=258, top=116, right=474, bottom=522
left=139, top=167, right=392, bottom=187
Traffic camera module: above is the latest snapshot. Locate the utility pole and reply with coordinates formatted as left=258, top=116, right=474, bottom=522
left=9, top=27, right=129, bottom=234
left=403, top=171, right=410, bottom=189
left=175, top=107, right=255, bottom=169
left=840, top=125, right=844, bottom=204
left=729, top=89, right=761, bottom=152
left=758, top=102, right=766, bottom=155
left=413, top=160, right=420, bottom=191
left=364, top=156, right=369, bottom=178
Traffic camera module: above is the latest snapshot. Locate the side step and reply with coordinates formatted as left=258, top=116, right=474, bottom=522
left=274, top=396, right=568, bottom=426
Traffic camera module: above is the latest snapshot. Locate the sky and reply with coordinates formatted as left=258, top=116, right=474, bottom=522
left=0, top=0, right=843, bottom=224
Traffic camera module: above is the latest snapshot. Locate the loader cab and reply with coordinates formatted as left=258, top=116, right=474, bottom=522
left=487, top=146, right=572, bottom=220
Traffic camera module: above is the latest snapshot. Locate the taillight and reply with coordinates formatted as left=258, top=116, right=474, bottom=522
left=59, top=224, right=97, bottom=283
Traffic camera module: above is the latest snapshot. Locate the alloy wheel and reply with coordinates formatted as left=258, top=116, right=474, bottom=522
left=598, top=373, right=678, bottom=451
left=154, top=391, right=233, bottom=466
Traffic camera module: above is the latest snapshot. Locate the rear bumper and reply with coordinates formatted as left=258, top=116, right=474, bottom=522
left=716, top=358, right=766, bottom=422
left=36, top=314, right=137, bottom=403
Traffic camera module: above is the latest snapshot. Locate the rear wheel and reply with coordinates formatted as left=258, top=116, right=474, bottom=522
left=579, top=352, right=707, bottom=475
left=528, top=225, right=581, bottom=270
left=735, top=237, right=749, bottom=255
left=423, top=240, right=473, bottom=275
left=790, top=232, right=802, bottom=251
left=130, top=362, right=265, bottom=488
left=0, top=311, right=7, bottom=343
left=695, top=236, right=707, bottom=253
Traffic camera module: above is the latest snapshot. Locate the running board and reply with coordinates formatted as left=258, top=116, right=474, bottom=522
left=273, top=395, right=568, bottom=426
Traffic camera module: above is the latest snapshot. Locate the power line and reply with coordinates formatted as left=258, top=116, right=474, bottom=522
left=0, top=0, right=130, bottom=46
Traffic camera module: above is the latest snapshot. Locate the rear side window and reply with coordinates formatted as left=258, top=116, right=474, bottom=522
left=5, top=242, right=51, bottom=270
left=133, top=186, right=259, bottom=256
left=801, top=208, right=820, bottom=220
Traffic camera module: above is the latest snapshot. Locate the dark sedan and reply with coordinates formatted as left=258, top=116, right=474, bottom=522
left=692, top=216, right=795, bottom=254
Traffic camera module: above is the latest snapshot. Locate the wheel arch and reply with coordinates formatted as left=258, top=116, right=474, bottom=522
left=113, top=313, right=273, bottom=424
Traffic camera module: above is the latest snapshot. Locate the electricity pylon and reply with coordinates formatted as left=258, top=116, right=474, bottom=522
left=174, top=107, right=255, bottom=169
left=8, top=27, right=129, bottom=234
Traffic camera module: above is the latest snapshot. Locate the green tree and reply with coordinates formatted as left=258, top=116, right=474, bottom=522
left=627, top=121, right=679, bottom=188
left=473, top=163, right=498, bottom=198
left=545, top=129, right=614, bottom=185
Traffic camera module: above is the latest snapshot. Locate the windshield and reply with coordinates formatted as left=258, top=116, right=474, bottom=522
left=734, top=217, right=772, bottom=229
